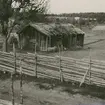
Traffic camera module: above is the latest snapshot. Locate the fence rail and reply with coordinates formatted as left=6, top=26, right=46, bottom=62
left=0, top=51, right=105, bottom=87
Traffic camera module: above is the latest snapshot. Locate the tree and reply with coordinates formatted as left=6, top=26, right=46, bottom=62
left=0, top=0, right=48, bottom=52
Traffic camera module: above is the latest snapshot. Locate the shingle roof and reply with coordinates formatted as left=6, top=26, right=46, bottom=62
left=19, top=23, right=85, bottom=36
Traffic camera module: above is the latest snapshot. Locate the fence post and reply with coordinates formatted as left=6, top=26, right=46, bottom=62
left=89, top=49, right=92, bottom=84
left=79, top=50, right=92, bottom=87
left=35, top=54, right=37, bottom=78
left=35, top=41, right=37, bottom=78
left=89, top=59, right=92, bottom=84
left=20, top=59, right=23, bottom=105
left=58, top=46, right=63, bottom=82
left=11, top=42, right=16, bottom=105
left=11, top=72, right=15, bottom=105
left=13, top=42, right=16, bottom=73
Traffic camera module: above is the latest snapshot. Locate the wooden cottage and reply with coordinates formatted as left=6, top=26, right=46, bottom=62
left=18, top=23, right=85, bottom=51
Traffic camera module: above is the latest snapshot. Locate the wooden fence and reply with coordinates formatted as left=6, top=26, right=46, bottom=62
left=0, top=51, right=105, bottom=87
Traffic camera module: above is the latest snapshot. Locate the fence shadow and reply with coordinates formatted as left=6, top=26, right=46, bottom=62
left=1, top=72, right=105, bottom=99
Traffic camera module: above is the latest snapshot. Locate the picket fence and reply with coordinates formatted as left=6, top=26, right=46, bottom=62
left=0, top=51, right=105, bottom=87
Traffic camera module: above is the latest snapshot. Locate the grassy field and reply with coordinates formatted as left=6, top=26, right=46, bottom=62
left=45, top=27, right=105, bottom=61
left=1, top=27, right=105, bottom=105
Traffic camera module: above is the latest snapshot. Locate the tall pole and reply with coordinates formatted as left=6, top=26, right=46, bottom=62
left=11, top=42, right=16, bottom=105
left=20, top=59, right=23, bottom=105
left=59, top=45, right=63, bottom=82
left=13, top=42, right=16, bottom=73
left=11, top=72, right=15, bottom=105
left=35, top=39, right=37, bottom=55
left=89, top=48, right=92, bottom=84
left=34, top=39, right=37, bottom=78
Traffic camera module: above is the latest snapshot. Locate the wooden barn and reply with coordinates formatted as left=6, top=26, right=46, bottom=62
left=18, top=23, right=85, bottom=51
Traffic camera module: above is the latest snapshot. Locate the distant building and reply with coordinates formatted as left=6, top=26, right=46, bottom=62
left=46, top=16, right=76, bottom=24
left=17, top=23, right=85, bottom=51
left=75, top=17, right=80, bottom=20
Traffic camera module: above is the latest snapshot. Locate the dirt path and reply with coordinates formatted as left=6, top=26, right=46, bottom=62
left=0, top=74, right=105, bottom=105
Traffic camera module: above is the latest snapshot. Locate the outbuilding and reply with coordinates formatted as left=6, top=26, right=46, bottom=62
left=18, top=23, right=85, bottom=51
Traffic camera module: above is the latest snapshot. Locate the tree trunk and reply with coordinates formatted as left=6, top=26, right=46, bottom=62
left=3, top=38, right=8, bottom=52
left=1, top=21, right=8, bottom=52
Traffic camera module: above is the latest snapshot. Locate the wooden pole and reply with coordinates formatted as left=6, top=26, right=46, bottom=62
left=13, top=42, right=16, bottom=73
left=59, top=45, right=63, bottom=82
left=79, top=69, right=89, bottom=87
left=11, top=42, right=16, bottom=105
left=89, top=48, right=92, bottom=84
left=11, top=72, right=15, bottom=105
left=20, top=59, right=23, bottom=105
left=79, top=48, right=92, bottom=87
left=35, top=40, right=37, bottom=78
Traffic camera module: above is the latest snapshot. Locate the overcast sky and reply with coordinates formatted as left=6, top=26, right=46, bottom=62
left=50, top=0, right=105, bottom=14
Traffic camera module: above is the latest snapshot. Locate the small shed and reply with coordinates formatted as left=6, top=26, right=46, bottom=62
left=18, top=23, right=85, bottom=51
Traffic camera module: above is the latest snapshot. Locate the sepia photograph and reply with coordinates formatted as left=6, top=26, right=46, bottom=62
left=0, top=0, right=105, bottom=105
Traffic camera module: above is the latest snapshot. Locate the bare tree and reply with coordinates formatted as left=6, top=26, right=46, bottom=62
left=0, top=0, right=48, bottom=52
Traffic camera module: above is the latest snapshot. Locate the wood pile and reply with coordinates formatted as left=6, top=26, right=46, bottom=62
left=0, top=51, right=105, bottom=87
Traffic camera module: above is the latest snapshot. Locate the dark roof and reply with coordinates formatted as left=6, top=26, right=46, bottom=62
left=19, top=23, right=85, bottom=36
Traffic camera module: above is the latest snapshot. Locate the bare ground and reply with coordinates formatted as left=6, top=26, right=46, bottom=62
left=0, top=73, right=105, bottom=105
